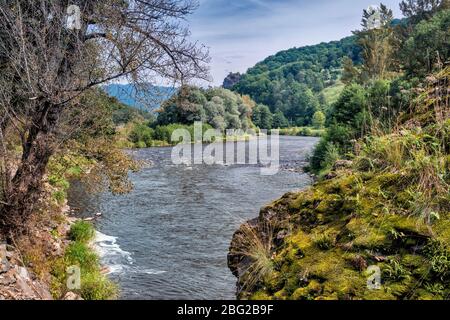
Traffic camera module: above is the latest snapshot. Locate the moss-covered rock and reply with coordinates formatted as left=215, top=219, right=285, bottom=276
left=229, top=169, right=449, bottom=300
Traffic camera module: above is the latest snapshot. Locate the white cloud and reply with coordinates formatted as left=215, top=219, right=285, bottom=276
left=189, top=0, right=403, bottom=85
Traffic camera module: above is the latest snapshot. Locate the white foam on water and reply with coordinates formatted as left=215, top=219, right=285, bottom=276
left=93, top=231, right=167, bottom=276
left=140, top=268, right=167, bottom=275
left=94, top=231, right=133, bottom=275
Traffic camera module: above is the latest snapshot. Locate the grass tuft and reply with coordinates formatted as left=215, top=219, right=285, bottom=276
left=69, top=221, right=95, bottom=243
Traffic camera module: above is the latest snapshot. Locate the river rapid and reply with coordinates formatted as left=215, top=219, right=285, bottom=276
left=68, top=136, right=318, bottom=299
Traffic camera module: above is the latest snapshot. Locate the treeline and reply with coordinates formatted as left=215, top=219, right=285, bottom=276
left=309, top=1, right=450, bottom=174
left=156, top=86, right=254, bottom=130
left=123, top=87, right=258, bottom=148
left=120, top=84, right=329, bottom=148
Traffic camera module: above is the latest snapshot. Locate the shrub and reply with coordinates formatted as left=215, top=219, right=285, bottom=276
left=69, top=221, right=95, bottom=243
left=81, top=272, right=118, bottom=300
left=51, top=237, right=118, bottom=300
left=310, top=140, right=341, bottom=173
left=129, top=123, right=154, bottom=147
left=64, top=242, right=99, bottom=274
left=312, top=111, right=326, bottom=129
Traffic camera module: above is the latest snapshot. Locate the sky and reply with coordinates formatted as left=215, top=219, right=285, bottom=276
left=187, top=0, right=403, bottom=85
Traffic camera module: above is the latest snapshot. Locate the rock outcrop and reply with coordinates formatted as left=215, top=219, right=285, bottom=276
left=228, top=170, right=450, bottom=300
left=0, top=243, right=53, bottom=300
left=223, top=72, right=242, bottom=90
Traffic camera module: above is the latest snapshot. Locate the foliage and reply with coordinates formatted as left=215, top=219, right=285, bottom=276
left=233, top=36, right=362, bottom=123
left=401, top=9, right=450, bottom=77
left=0, top=0, right=208, bottom=231
left=156, top=86, right=254, bottom=131
left=69, top=221, right=95, bottom=243
left=252, top=104, right=273, bottom=130
left=400, top=0, right=449, bottom=22
left=277, top=127, right=325, bottom=138
left=128, top=122, right=214, bottom=148
left=312, top=111, right=326, bottom=129
left=129, top=124, right=155, bottom=147
left=236, top=69, right=449, bottom=300
left=272, top=111, right=289, bottom=129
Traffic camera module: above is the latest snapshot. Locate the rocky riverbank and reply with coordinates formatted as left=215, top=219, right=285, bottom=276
left=0, top=243, right=54, bottom=300
left=0, top=202, right=77, bottom=300
left=0, top=197, right=113, bottom=300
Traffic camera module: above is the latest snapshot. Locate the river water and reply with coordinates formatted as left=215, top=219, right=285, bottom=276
left=68, top=136, right=318, bottom=300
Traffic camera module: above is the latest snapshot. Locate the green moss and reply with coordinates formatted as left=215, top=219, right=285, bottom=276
left=313, top=233, right=335, bottom=251
left=291, top=280, right=322, bottom=300
left=346, top=218, right=389, bottom=249
left=250, top=291, right=273, bottom=300
left=236, top=109, right=450, bottom=299
left=273, top=289, right=288, bottom=300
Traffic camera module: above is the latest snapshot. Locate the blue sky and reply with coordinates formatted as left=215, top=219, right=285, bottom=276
left=187, top=0, right=403, bottom=85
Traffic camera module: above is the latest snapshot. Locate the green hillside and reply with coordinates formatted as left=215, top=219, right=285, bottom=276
left=233, top=36, right=362, bottom=126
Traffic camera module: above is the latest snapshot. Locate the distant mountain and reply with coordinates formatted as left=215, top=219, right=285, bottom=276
left=104, top=84, right=176, bottom=112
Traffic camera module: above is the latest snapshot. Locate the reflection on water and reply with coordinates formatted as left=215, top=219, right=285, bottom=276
left=68, top=136, right=318, bottom=300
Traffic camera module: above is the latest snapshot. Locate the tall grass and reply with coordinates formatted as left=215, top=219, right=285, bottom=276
left=51, top=221, right=118, bottom=300
left=354, top=67, right=450, bottom=223
left=233, top=220, right=275, bottom=293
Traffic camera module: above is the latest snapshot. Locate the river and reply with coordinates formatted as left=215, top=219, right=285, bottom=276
left=68, top=136, right=318, bottom=300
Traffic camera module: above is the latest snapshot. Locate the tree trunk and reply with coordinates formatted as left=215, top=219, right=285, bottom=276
left=0, top=101, right=58, bottom=234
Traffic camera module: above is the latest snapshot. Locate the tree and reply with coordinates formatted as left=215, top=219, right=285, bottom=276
left=233, top=36, right=363, bottom=120
left=401, top=9, right=450, bottom=77
left=156, top=86, right=254, bottom=130
left=252, top=105, right=273, bottom=130
left=312, top=111, right=326, bottom=129
left=331, top=84, right=368, bottom=132
left=341, top=56, right=360, bottom=84
left=0, top=0, right=209, bottom=232
left=354, top=3, right=396, bottom=80
left=272, top=111, right=289, bottom=129
left=400, top=0, right=449, bottom=22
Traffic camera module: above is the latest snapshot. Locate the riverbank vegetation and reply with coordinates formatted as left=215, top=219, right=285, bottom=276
left=0, top=0, right=208, bottom=300
left=121, top=83, right=325, bottom=149
left=51, top=221, right=117, bottom=300
left=229, top=0, right=450, bottom=300
left=276, top=127, right=325, bottom=138
left=120, top=86, right=259, bottom=148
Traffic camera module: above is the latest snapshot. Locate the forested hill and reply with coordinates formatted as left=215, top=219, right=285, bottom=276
left=232, top=36, right=362, bottom=126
